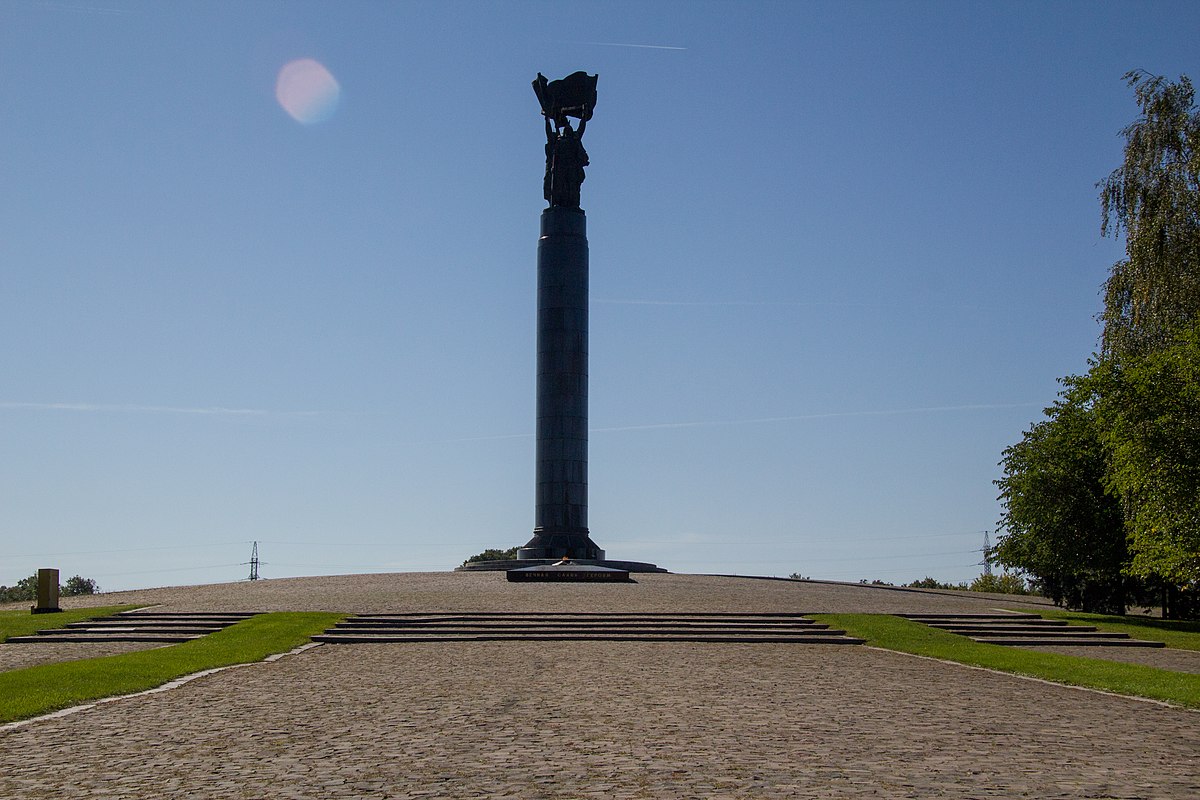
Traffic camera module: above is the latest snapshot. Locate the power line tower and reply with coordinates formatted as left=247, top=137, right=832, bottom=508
left=980, top=530, right=993, bottom=577
left=246, top=541, right=261, bottom=581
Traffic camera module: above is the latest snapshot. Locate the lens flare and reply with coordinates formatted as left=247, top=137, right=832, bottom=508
left=275, top=58, right=340, bottom=124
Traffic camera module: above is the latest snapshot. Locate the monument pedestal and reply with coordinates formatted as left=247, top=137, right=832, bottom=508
left=517, top=529, right=605, bottom=561
left=31, top=568, right=61, bottom=614
left=457, top=557, right=666, bottom=573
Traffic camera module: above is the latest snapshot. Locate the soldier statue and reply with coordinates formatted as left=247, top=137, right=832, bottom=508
left=544, top=116, right=588, bottom=208
left=533, top=72, right=598, bottom=209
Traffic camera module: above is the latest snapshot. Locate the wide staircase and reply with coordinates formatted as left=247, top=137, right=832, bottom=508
left=899, top=612, right=1165, bottom=647
left=6, top=611, right=258, bottom=644
left=314, top=611, right=864, bottom=644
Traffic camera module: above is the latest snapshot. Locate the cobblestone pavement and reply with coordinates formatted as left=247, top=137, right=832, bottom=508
left=2, top=640, right=1198, bottom=798
left=1, top=574, right=1196, bottom=798
left=0, top=641, right=167, bottom=672
left=1, top=571, right=1058, bottom=616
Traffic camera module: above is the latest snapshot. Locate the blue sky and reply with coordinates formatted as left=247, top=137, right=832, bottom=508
left=2, top=1, right=1197, bottom=591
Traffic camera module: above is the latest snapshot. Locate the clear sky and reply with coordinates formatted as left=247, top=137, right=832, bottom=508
left=2, top=1, right=1197, bottom=592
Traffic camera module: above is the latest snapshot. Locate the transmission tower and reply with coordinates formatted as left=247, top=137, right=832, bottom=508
left=980, top=530, right=993, bottom=577
left=247, top=541, right=261, bottom=581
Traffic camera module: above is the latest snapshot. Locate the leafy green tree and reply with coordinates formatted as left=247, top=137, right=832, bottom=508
left=0, top=575, right=40, bottom=603
left=1090, top=70, right=1200, bottom=616
left=969, top=573, right=1032, bottom=595
left=1099, top=71, right=1200, bottom=361
left=993, top=378, right=1130, bottom=613
left=461, top=546, right=520, bottom=566
left=993, top=72, right=1200, bottom=617
left=905, top=577, right=968, bottom=590
left=1088, top=323, right=1200, bottom=586
left=1, top=573, right=101, bottom=602
left=63, top=575, right=99, bottom=596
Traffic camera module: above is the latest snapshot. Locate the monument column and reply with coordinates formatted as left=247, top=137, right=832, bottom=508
left=519, top=71, right=604, bottom=561
left=518, top=206, right=604, bottom=560
left=454, top=71, right=663, bottom=573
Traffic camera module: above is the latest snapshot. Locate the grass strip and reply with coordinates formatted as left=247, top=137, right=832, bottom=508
left=813, top=613, right=1200, bottom=709
left=0, top=611, right=343, bottom=724
left=1027, top=608, right=1200, bottom=650
left=1, top=606, right=141, bottom=643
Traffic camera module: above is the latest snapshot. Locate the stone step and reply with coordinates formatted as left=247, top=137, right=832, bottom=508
left=6, top=633, right=202, bottom=644
left=335, top=620, right=822, bottom=630
left=901, top=613, right=1165, bottom=648
left=324, top=625, right=845, bottom=637
left=6, top=611, right=260, bottom=645
left=42, top=625, right=224, bottom=635
left=318, top=612, right=863, bottom=645
left=67, top=618, right=230, bottom=626
left=112, top=618, right=258, bottom=623
left=112, top=616, right=252, bottom=624
left=974, top=637, right=1165, bottom=648
left=932, top=624, right=1097, bottom=634
left=965, top=629, right=1130, bottom=639
left=916, top=619, right=1072, bottom=627
left=315, top=632, right=864, bottom=644
left=350, top=618, right=811, bottom=623
left=897, top=618, right=1046, bottom=623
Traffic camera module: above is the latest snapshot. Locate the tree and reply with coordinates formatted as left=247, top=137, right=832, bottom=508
left=993, top=72, right=1200, bottom=617
left=1100, top=71, right=1200, bottom=361
left=905, top=577, right=968, bottom=590
left=993, top=378, right=1130, bottom=613
left=0, top=575, right=40, bottom=603
left=461, top=546, right=520, bottom=567
left=63, top=575, right=99, bottom=596
left=0, top=573, right=101, bottom=602
left=1089, top=323, right=1200, bottom=588
left=969, top=573, right=1032, bottom=595
left=1092, top=71, right=1200, bottom=616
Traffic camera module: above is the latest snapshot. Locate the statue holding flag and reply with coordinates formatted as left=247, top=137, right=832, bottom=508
left=533, top=72, right=597, bottom=208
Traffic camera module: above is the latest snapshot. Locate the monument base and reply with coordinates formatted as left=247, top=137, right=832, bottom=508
left=517, top=528, right=605, bottom=561
left=456, top=557, right=667, bottom=573
left=507, top=561, right=631, bottom=582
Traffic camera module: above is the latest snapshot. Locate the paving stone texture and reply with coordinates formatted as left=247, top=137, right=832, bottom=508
left=0, top=572, right=1060, bottom=616
left=1, top=572, right=1197, bottom=798
left=0, top=641, right=167, bottom=672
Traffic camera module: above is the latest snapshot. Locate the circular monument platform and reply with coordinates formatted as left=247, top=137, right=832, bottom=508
left=455, top=558, right=666, bottom=573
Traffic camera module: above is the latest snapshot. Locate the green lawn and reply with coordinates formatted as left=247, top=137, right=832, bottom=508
left=1029, top=608, right=1200, bottom=650
left=813, top=613, right=1200, bottom=709
left=0, top=606, right=141, bottom=642
left=0, top=612, right=344, bottom=724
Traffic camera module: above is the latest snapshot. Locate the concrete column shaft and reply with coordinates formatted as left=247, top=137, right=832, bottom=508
left=535, top=207, right=588, bottom=532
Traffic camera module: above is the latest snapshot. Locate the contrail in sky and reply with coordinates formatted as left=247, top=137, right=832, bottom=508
left=439, top=402, right=1042, bottom=443
left=593, top=298, right=878, bottom=308
left=589, top=403, right=1043, bottom=433
left=592, top=297, right=1098, bottom=314
left=0, top=402, right=315, bottom=416
left=34, top=1, right=130, bottom=14
left=582, top=42, right=687, bottom=51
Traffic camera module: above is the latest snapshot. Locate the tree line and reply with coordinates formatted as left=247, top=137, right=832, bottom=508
left=993, top=72, right=1200, bottom=618
left=0, top=574, right=100, bottom=603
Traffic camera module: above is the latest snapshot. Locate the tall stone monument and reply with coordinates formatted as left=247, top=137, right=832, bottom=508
left=455, top=73, right=662, bottom=573
left=518, top=72, right=604, bottom=561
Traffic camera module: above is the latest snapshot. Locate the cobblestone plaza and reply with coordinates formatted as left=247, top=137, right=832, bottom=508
left=2, top=572, right=1197, bottom=798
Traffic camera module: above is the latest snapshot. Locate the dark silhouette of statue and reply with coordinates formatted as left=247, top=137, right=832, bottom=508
left=533, top=72, right=597, bottom=208
left=544, top=117, right=588, bottom=208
